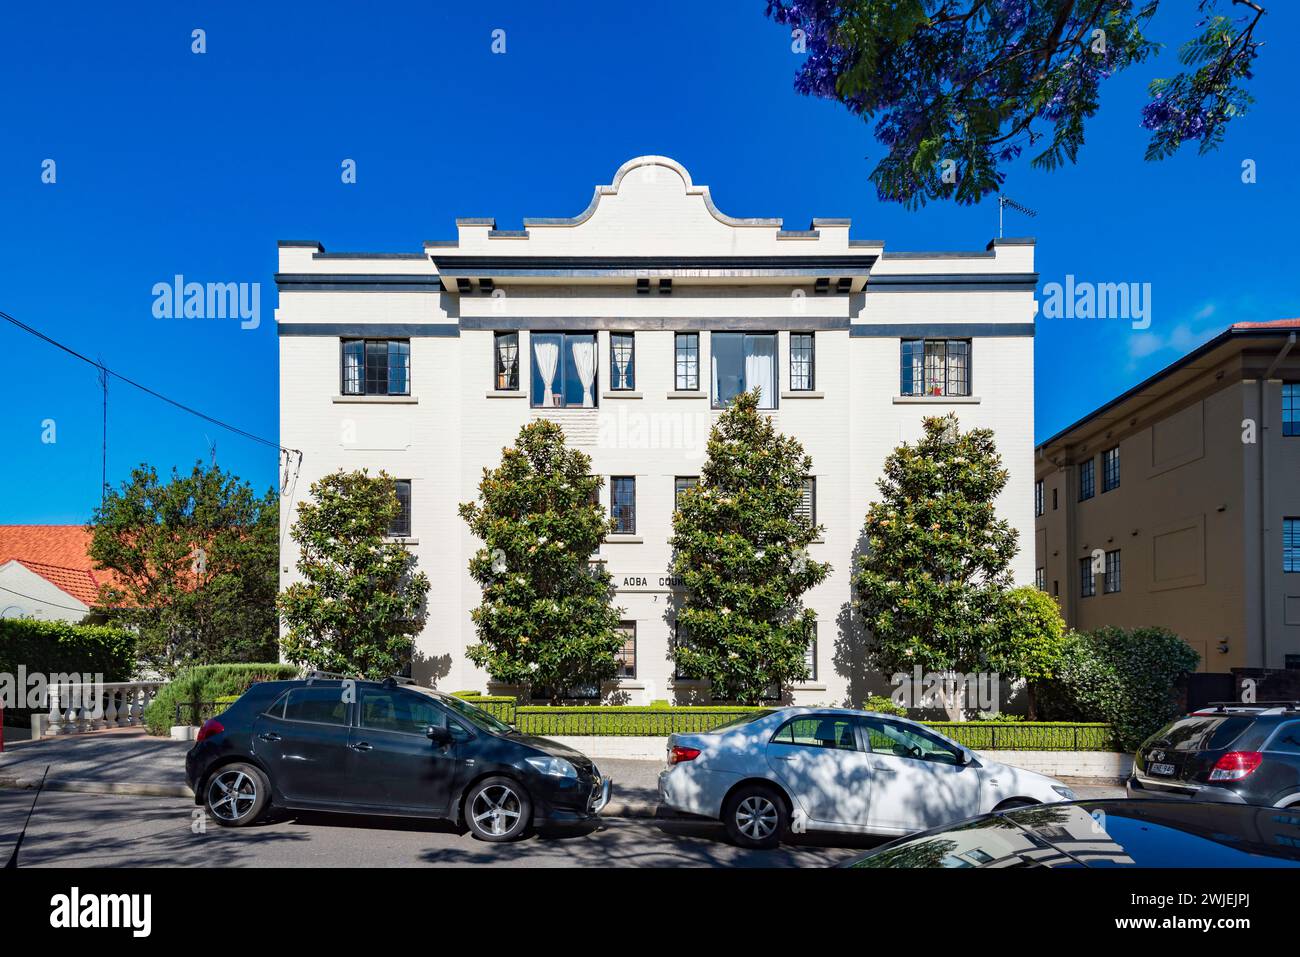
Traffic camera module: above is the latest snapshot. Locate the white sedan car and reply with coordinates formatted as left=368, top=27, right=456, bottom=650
left=658, top=707, right=1076, bottom=848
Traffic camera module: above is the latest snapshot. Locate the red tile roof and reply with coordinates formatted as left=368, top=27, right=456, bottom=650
left=1230, top=318, right=1300, bottom=330
left=0, top=525, right=123, bottom=607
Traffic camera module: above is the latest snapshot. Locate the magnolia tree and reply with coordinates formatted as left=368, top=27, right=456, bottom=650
left=278, top=470, right=429, bottom=678
left=766, top=0, right=1267, bottom=206
left=459, top=420, right=624, bottom=702
left=854, top=415, right=1064, bottom=718
left=670, top=389, right=831, bottom=705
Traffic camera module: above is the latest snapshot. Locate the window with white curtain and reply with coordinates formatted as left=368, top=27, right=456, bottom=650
left=341, top=339, right=409, bottom=396
left=900, top=338, right=970, bottom=397
left=530, top=332, right=598, bottom=408
left=711, top=332, right=777, bottom=409
left=609, top=332, right=635, bottom=390
left=494, top=331, right=519, bottom=391
left=675, top=332, right=699, bottom=391
left=790, top=333, right=815, bottom=391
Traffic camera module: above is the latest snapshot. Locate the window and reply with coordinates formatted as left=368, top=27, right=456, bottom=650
left=1269, top=722, right=1300, bottom=755
left=1284, top=384, right=1299, bottom=437
left=1104, top=549, right=1121, bottom=593
left=530, top=332, right=598, bottom=408
left=790, top=332, right=815, bottom=391
left=1078, top=459, right=1095, bottom=501
left=1035, top=567, right=1046, bottom=591
left=803, top=623, right=817, bottom=681
left=359, top=688, right=445, bottom=735
left=796, top=477, right=816, bottom=528
left=674, top=332, right=699, bottom=391
left=1053, top=579, right=1060, bottom=597
left=281, top=687, right=349, bottom=726
left=610, top=332, right=635, bottom=391
left=861, top=718, right=961, bottom=765
left=673, top=621, right=694, bottom=679
left=771, top=715, right=858, bottom=750
left=494, top=331, right=519, bottom=391
left=1079, top=557, right=1095, bottom=597
left=674, top=476, right=698, bottom=509
left=1052, top=487, right=1059, bottom=510
left=1035, top=480, right=1044, bottom=517
left=1102, top=446, right=1120, bottom=492
left=712, top=332, right=777, bottom=409
left=611, top=476, right=636, bottom=534
left=342, top=339, right=410, bottom=396
left=615, top=621, right=636, bottom=679
left=900, top=339, right=971, bottom=397
left=386, top=479, right=412, bottom=538
left=1286, top=518, right=1300, bottom=573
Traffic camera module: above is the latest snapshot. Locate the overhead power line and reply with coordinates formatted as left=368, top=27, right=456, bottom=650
left=0, top=308, right=301, bottom=457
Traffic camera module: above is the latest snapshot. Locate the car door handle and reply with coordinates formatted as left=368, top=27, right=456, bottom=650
left=257, top=732, right=281, bottom=742
left=350, top=742, right=373, bottom=752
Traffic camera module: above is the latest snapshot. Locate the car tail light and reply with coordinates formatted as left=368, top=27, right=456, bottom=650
left=1209, top=751, right=1263, bottom=781
left=669, top=745, right=700, bottom=765
left=196, top=719, right=224, bottom=744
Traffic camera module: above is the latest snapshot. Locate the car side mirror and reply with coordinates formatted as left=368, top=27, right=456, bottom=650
left=426, top=720, right=452, bottom=745
left=953, top=747, right=970, bottom=766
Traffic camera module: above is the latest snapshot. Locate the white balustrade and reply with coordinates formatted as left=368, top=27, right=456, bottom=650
left=40, top=681, right=166, bottom=737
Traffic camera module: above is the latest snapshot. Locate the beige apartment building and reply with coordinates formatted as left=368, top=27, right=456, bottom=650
left=1035, top=319, right=1300, bottom=674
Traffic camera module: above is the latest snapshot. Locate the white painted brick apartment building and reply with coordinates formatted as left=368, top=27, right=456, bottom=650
left=277, top=156, right=1037, bottom=706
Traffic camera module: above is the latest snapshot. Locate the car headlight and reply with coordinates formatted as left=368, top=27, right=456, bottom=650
left=525, top=756, right=578, bottom=779
left=1051, top=785, right=1077, bottom=801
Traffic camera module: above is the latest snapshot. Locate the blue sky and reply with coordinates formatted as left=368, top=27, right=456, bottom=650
left=2, top=2, right=1297, bottom=522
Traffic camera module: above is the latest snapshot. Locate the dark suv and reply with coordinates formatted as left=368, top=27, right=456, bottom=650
left=1127, top=702, right=1300, bottom=808
left=185, top=675, right=611, bottom=841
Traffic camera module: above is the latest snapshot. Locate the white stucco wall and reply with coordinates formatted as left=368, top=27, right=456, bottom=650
left=0, top=561, right=89, bottom=623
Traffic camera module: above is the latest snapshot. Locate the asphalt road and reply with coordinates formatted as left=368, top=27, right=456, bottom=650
left=0, top=788, right=886, bottom=868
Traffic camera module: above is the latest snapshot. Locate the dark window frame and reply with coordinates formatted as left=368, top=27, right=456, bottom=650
left=609, top=332, right=636, bottom=391
left=493, top=331, right=519, bottom=391
left=1079, top=556, right=1096, bottom=598
left=615, top=621, right=637, bottom=679
left=674, top=476, right=698, bottom=509
left=530, top=331, right=599, bottom=408
left=1283, top=383, right=1299, bottom=438
left=1034, top=480, right=1044, bottom=517
left=1104, top=549, right=1121, bottom=593
left=277, top=687, right=352, bottom=728
left=796, top=477, right=817, bottom=529
left=1101, top=446, right=1120, bottom=493
left=1285, top=517, right=1300, bottom=573
left=388, top=479, right=412, bottom=538
left=1078, top=459, right=1096, bottom=502
left=610, top=476, right=636, bottom=535
left=357, top=687, right=449, bottom=738
left=790, top=332, right=815, bottom=391
left=674, top=332, right=700, bottom=391
left=341, top=338, right=411, bottom=396
left=1035, top=567, right=1047, bottom=591
left=900, top=338, right=972, bottom=397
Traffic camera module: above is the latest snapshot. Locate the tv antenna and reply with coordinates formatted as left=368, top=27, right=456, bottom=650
left=998, top=195, right=1037, bottom=238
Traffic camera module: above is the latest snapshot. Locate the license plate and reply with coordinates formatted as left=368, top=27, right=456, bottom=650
left=1149, top=762, right=1176, bottom=776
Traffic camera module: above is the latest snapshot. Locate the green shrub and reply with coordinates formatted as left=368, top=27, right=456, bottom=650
left=454, top=695, right=517, bottom=723
left=514, top=705, right=771, bottom=736
left=1038, top=626, right=1200, bottom=751
left=0, top=618, right=135, bottom=725
left=144, top=663, right=299, bottom=735
left=973, top=711, right=1024, bottom=722
left=863, top=694, right=907, bottom=717
left=928, top=721, right=1114, bottom=751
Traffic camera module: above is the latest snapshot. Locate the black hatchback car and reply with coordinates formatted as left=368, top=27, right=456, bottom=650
left=1127, top=703, right=1300, bottom=808
left=185, top=675, right=611, bottom=841
left=845, top=799, right=1300, bottom=868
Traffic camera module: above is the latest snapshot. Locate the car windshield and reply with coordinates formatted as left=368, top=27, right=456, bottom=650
left=425, top=691, right=513, bottom=734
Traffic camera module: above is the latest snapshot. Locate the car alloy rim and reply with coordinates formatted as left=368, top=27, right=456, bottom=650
left=472, top=784, right=522, bottom=836
left=208, top=770, right=257, bottom=821
left=737, top=795, right=778, bottom=840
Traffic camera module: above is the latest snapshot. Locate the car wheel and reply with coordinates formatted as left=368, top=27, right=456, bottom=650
left=465, top=776, right=532, bottom=842
left=204, top=763, right=270, bottom=827
left=724, top=784, right=788, bottom=850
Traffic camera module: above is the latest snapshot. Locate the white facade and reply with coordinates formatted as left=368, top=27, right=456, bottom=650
left=0, top=560, right=90, bottom=623
left=277, top=156, right=1037, bottom=706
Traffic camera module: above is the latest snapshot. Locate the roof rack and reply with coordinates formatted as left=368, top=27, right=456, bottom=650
left=1204, top=700, right=1300, bottom=713
left=384, top=674, right=417, bottom=686
left=305, top=670, right=352, bottom=684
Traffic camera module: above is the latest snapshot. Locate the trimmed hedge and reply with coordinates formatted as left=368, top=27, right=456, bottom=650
left=927, top=721, right=1114, bottom=752
left=144, top=663, right=299, bottom=735
left=455, top=695, right=518, bottom=723
left=0, top=618, right=135, bottom=725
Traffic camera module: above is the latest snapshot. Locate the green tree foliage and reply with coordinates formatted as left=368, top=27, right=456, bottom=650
left=89, top=462, right=279, bottom=676
left=854, top=415, right=1018, bottom=691
left=1038, top=625, right=1200, bottom=751
left=670, top=390, right=831, bottom=705
left=459, top=420, right=624, bottom=701
left=989, top=585, right=1068, bottom=718
left=278, top=470, right=430, bottom=678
